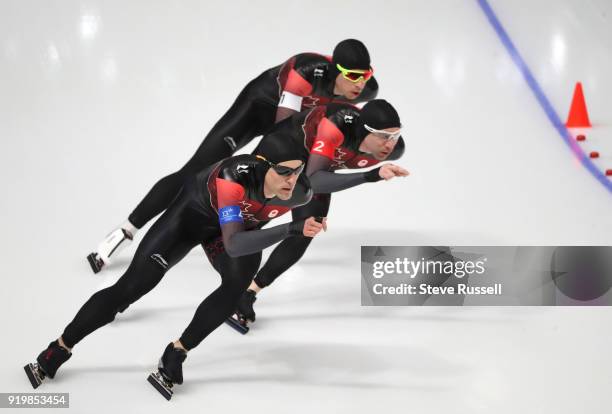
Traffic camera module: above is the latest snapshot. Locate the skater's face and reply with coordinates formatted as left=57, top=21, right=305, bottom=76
left=334, top=73, right=366, bottom=100
left=265, top=160, right=304, bottom=200
left=359, top=128, right=401, bottom=160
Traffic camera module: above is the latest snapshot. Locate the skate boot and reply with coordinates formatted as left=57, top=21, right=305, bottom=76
left=24, top=340, right=72, bottom=389
left=147, top=343, right=187, bottom=401
left=225, top=289, right=257, bottom=335
left=87, top=227, right=134, bottom=274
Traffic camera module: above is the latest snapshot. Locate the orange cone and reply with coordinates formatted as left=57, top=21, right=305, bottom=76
left=565, top=82, right=591, bottom=128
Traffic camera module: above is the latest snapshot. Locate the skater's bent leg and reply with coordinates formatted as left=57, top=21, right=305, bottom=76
left=128, top=90, right=268, bottom=229
left=128, top=171, right=189, bottom=228
left=193, top=81, right=274, bottom=155
left=62, top=257, right=168, bottom=348
left=29, top=198, right=198, bottom=387
left=253, top=236, right=313, bottom=288
left=64, top=202, right=197, bottom=348
left=178, top=252, right=261, bottom=350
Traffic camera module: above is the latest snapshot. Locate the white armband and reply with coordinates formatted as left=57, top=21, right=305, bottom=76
left=278, top=90, right=303, bottom=111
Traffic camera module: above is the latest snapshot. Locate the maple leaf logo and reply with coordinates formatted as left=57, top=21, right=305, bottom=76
left=239, top=200, right=257, bottom=222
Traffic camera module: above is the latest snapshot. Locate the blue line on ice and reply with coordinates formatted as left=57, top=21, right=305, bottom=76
left=477, top=0, right=612, bottom=194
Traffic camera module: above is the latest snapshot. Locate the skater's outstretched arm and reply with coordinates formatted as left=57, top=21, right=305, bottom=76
left=304, top=116, right=407, bottom=193
left=306, top=153, right=408, bottom=194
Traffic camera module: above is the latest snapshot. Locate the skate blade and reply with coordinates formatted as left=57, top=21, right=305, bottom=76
left=147, top=372, right=173, bottom=401
left=86, top=253, right=103, bottom=274
left=224, top=316, right=249, bottom=335
left=24, top=364, right=42, bottom=389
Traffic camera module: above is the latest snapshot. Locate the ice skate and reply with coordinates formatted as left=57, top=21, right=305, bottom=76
left=147, top=343, right=187, bottom=401
left=87, top=227, right=134, bottom=274
left=225, top=289, right=257, bottom=335
left=224, top=313, right=250, bottom=334
left=147, top=370, right=174, bottom=401
left=24, top=340, right=72, bottom=389
left=23, top=362, right=46, bottom=389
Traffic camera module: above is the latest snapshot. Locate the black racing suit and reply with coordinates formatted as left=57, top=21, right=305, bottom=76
left=63, top=155, right=312, bottom=350
left=252, top=103, right=405, bottom=288
left=128, top=53, right=378, bottom=228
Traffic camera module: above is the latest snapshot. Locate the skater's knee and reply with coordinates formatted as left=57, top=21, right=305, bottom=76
left=180, top=158, right=209, bottom=176
left=114, top=277, right=156, bottom=306
left=117, top=282, right=147, bottom=304
left=150, top=169, right=185, bottom=192
left=113, top=256, right=167, bottom=304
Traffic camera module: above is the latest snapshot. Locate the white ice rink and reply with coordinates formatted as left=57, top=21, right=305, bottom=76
left=1, top=0, right=611, bottom=413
